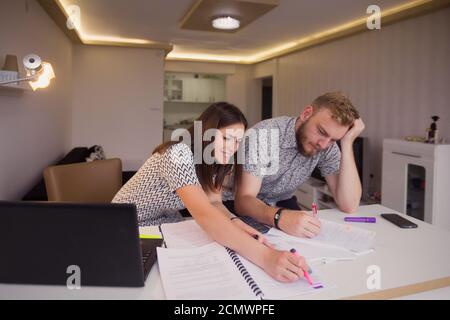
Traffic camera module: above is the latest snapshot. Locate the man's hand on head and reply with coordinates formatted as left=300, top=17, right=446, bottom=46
left=341, top=118, right=365, bottom=146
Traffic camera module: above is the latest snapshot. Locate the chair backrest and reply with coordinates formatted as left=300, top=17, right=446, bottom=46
left=43, top=159, right=122, bottom=202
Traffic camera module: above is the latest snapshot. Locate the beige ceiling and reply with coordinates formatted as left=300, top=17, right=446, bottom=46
left=56, top=0, right=435, bottom=63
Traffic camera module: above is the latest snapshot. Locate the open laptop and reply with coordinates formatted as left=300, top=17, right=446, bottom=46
left=0, top=201, right=163, bottom=287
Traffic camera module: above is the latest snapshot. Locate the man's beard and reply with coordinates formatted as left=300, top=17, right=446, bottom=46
left=295, top=121, right=316, bottom=157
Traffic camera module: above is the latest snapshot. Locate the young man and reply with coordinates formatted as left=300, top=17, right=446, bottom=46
left=234, top=92, right=365, bottom=238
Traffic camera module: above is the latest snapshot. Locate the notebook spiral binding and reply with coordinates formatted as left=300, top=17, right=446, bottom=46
left=225, top=247, right=264, bottom=298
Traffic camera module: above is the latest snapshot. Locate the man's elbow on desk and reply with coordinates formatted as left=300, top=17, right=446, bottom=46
left=333, top=188, right=362, bottom=214
left=335, top=199, right=359, bottom=214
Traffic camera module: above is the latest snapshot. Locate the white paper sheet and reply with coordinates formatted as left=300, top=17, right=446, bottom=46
left=268, top=218, right=376, bottom=253
left=160, top=219, right=214, bottom=248
left=157, top=243, right=257, bottom=300
left=158, top=220, right=335, bottom=300
left=265, top=234, right=356, bottom=265
left=236, top=254, right=330, bottom=300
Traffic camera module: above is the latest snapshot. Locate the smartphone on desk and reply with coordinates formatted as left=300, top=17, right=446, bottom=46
left=381, top=213, right=418, bottom=229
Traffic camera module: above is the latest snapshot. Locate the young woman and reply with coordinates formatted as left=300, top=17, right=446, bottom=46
left=112, top=102, right=309, bottom=283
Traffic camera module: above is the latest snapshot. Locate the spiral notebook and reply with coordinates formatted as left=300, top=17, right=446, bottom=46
left=157, top=242, right=325, bottom=300
left=157, top=221, right=327, bottom=300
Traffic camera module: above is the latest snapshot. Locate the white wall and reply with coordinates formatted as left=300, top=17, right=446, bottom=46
left=0, top=0, right=72, bottom=200
left=71, top=45, right=165, bottom=171
left=226, top=64, right=261, bottom=126
left=263, top=7, right=450, bottom=195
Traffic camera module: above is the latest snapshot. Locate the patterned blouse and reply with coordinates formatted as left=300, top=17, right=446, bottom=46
left=112, top=143, right=200, bottom=226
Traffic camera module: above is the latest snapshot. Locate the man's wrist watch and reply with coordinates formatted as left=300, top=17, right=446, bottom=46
left=273, top=208, right=284, bottom=230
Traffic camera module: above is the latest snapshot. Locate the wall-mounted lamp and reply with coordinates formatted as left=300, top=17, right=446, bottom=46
left=0, top=54, right=55, bottom=91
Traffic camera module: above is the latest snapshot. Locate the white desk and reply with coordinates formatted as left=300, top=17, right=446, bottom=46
left=1, top=205, right=449, bottom=300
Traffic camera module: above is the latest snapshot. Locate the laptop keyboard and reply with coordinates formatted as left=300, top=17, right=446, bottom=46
left=142, top=249, right=152, bottom=264
left=239, top=216, right=271, bottom=234
left=140, top=238, right=163, bottom=280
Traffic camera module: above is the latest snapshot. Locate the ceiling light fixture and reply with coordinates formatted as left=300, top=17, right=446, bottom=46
left=212, top=16, right=240, bottom=30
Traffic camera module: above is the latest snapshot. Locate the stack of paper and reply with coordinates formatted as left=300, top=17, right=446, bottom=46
left=157, top=243, right=258, bottom=300
left=157, top=218, right=376, bottom=299
left=267, top=218, right=376, bottom=254
left=265, top=235, right=356, bottom=266
left=160, top=219, right=213, bottom=248
left=158, top=220, right=334, bottom=299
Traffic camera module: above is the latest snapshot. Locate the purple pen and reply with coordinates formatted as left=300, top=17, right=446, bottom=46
left=344, top=217, right=376, bottom=223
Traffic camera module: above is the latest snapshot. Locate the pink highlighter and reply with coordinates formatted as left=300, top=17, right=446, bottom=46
left=312, top=202, right=318, bottom=216
left=290, top=248, right=323, bottom=289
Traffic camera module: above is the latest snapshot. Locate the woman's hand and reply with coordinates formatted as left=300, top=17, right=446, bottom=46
left=231, top=217, right=310, bottom=283
left=261, top=248, right=309, bottom=283
left=231, top=217, right=274, bottom=248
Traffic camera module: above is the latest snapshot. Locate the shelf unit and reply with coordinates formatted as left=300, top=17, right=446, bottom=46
left=0, top=83, right=29, bottom=96
left=295, top=177, right=371, bottom=211
left=295, top=177, right=336, bottom=210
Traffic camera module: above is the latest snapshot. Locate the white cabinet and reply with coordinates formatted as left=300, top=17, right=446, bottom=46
left=164, top=78, right=225, bottom=103
left=164, top=78, right=183, bottom=101
left=210, top=79, right=226, bottom=102
left=181, top=78, right=198, bottom=102
left=381, top=139, right=450, bottom=230
left=190, top=78, right=211, bottom=103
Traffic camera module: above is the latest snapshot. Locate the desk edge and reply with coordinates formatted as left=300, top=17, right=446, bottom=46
left=342, top=277, right=450, bottom=300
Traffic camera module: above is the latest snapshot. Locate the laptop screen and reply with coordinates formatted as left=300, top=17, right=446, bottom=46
left=0, top=201, right=151, bottom=287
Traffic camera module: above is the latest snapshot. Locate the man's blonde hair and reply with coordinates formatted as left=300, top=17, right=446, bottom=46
left=311, top=92, right=359, bottom=126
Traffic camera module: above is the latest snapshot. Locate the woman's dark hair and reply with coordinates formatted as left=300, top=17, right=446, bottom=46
left=153, top=102, right=248, bottom=193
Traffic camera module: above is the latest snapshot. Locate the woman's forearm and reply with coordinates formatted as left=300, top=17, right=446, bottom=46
left=211, top=201, right=234, bottom=218
left=178, top=185, right=271, bottom=271
left=195, top=204, right=270, bottom=267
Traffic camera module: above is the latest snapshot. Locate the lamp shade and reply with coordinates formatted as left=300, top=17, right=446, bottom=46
left=28, top=62, right=55, bottom=91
